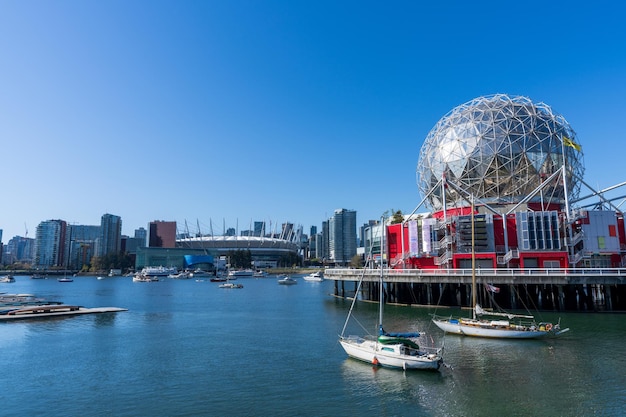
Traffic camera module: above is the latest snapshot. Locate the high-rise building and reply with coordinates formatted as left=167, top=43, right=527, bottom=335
left=99, top=214, right=122, bottom=257
left=35, top=219, right=68, bottom=267
left=359, top=220, right=377, bottom=247
left=70, top=225, right=101, bottom=270
left=148, top=221, right=177, bottom=248
left=321, top=221, right=330, bottom=262
left=254, top=221, right=265, bottom=237
left=280, top=222, right=294, bottom=240
left=329, top=209, right=357, bottom=266
left=134, top=227, right=147, bottom=245
left=3, top=236, right=35, bottom=264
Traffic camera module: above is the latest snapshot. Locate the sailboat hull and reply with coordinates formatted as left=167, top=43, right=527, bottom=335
left=432, top=318, right=551, bottom=339
left=339, top=337, right=442, bottom=370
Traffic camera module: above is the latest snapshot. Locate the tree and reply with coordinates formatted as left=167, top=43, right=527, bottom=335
left=278, top=252, right=302, bottom=268
left=227, top=249, right=252, bottom=269
left=391, top=209, right=404, bottom=224
left=350, top=255, right=362, bottom=268
left=90, top=252, right=134, bottom=272
left=383, top=209, right=404, bottom=224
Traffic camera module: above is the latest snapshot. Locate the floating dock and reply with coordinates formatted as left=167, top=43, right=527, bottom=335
left=0, top=305, right=128, bottom=321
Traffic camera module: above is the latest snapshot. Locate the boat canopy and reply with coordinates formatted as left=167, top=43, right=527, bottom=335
left=379, top=325, right=420, bottom=338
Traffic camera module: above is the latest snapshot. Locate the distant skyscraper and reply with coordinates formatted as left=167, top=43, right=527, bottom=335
left=70, top=224, right=101, bottom=270
left=35, top=219, right=68, bottom=267
left=280, top=222, right=294, bottom=241
left=99, top=214, right=122, bottom=257
left=254, top=221, right=265, bottom=237
left=329, top=209, right=357, bottom=265
left=123, top=235, right=144, bottom=254
left=148, top=220, right=177, bottom=248
left=308, top=234, right=318, bottom=260
left=359, top=220, right=377, bottom=247
left=4, top=236, right=35, bottom=264
left=321, top=221, right=330, bottom=262
left=134, top=227, right=147, bottom=245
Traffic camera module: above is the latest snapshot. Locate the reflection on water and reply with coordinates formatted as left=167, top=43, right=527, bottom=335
left=341, top=358, right=448, bottom=415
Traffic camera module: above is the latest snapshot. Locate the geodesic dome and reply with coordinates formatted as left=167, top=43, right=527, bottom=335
left=416, top=94, right=584, bottom=210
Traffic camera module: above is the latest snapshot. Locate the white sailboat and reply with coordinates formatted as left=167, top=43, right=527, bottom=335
left=339, top=217, right=444, bottom=371
left=432, top=199, right=570, bottom=339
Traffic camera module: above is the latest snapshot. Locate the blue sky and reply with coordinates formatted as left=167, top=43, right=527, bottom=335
left=1, top=0, right=625, bottom=242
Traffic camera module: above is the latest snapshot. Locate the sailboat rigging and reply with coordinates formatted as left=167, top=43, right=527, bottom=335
left=339, top=217, right=443, bottom=371
left=432, top=198, right=569, bottom=339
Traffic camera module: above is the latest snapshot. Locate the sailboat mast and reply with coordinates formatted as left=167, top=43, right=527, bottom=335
left=379, top=216, right=385, bottom=327
left=471, top=197, right=477, bottom=320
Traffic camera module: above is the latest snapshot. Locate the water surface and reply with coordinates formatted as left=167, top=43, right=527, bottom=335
left=1, top=275, right=624, bottom=416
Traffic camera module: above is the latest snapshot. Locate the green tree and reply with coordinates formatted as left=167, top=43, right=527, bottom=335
left=278, top=252, right=302, bottom=268
left=350, top=254, right=363, bottom=268
left=227, top=249, right=252, bottom=269
left=391, top=209, right=404, bottom=224
left=90, top=252, right=134, bottom=272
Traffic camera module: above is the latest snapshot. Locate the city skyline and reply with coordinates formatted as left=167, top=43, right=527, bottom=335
left=0, top=211, right=358, bottom=244
left=2, top=209, right=362, bottom=268
left=2, top=1, right=625, bottom=242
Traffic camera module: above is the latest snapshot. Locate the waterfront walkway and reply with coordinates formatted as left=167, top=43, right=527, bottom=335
left=324, top=267, right=626, bottom=286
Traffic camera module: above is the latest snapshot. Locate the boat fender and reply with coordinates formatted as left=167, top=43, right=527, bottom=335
left=372, top=357, right=379, bottom=366
left=546, top=323, right=553, bottom=331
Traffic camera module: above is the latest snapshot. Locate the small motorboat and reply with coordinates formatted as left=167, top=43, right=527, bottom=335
left=0, top=275, right=15, bottom=283
left=218, top=282, right=243, bottom=289
left=277, top=276, right=297, bottom=285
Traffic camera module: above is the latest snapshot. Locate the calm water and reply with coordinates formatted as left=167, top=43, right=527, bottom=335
left=1, top=275, right=625, bottom=417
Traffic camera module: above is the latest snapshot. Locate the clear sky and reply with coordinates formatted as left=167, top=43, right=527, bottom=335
left=1, top=0, right=625, bottom=242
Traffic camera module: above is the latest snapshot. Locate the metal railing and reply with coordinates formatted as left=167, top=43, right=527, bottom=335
left=325, top=266, right=626, bottom=285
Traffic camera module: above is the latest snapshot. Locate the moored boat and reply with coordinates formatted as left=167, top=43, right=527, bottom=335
left=168, top=271, right=191, bottom=279
left=218, top=282, right=244, bottom=289
left=303, top=271, right=323, bottom=282
left=431, top=199, right=569, bottom=339
left=228, top=269, right=254, bottom=278
left=0, top=275, right=15, bottom=283
left=133, top=274, right=158, bottom=282
left=141, top=266, right=178, bottom=278
left=277, top=275, right=297, bottom=285
left=339, top=216, right=443, bottom=371
left=189, top=269, right=212, bottom=278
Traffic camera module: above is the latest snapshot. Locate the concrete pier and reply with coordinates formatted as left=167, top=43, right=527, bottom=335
left=326, top=267, right=626, bottom=311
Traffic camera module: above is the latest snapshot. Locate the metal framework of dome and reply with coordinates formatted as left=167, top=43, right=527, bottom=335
left=417, top=94, right=584, bottom=210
